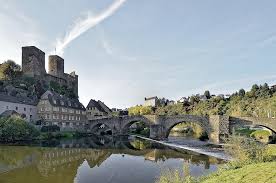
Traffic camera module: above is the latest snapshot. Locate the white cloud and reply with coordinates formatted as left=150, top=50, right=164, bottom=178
left=54, top=0, right=127, bottom=56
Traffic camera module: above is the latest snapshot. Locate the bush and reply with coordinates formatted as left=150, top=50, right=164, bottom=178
left=41, top=125, right=60, bottom=132
left=250, top=130, right=272, bottom=142
left=0, top=117, right=40, bottom=141
left=223, top=135, right=272, bottom=169
left=156, top=164, right=198, bottom=183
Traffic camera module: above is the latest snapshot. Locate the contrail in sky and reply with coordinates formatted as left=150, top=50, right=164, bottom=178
left=55, top=0, right=127, bottom=55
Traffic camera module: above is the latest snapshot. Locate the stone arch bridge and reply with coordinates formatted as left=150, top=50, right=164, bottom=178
left=86, top=115, right=276, bottom=143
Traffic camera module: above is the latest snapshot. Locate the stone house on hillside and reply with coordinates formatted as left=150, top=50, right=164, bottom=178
left=0, top=93, right=38, bottom=122
left=144, top=96, right=158, bottom=107
left=86, top=99, right=112, bottom=120
left=37, top=90, right=86, bottom=131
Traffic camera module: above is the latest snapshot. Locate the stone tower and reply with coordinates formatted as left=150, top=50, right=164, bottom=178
left=48, top=55, right=64, bottom=77
left=22, top=46, right=46, bottom=77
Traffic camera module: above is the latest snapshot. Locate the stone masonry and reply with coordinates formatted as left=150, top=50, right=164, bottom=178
left=21, top=46, right=78, bottom=96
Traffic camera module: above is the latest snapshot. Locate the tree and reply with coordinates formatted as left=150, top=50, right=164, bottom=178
left=204, top=90, right=211, bottom=99
left=0, top=117, right=39, bottom=142
left=238, top=89, right=246, bottom=97
left=0, top=60, right=21, bottom=80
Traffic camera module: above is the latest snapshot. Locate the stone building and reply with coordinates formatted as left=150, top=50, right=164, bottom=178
left=144, top=96, right=158, bottom=107
left=37, top=90, right=86, bottom=131
left=0, top=93, right=38, bottom=122
left=22, top=46, right=78, bottom=96
left=86, top=99, right=112, bottom=120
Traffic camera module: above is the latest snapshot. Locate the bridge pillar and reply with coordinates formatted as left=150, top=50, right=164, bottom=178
left=208, top=115, right=230, bottom=144
left=150, top=125, right=165, bottom=140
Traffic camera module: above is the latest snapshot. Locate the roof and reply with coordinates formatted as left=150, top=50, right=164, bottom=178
left=40, top=90, right=85, bottom=110
left=0, top=92, right=37, bottom=106
left=145, top=96, right=158, bottom=101
left=86, top=99, right=111, bottom=114
left=0, top=110, right=21, bottom=118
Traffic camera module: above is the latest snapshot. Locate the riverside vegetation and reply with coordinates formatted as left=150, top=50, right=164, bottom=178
left=0, top=116, right=85, bottom=142
left=156, top=135, right=276, bottom=183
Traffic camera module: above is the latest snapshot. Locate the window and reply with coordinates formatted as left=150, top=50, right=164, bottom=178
left=53, top=107, right=59, bottom=112
left=6, top=106, right=8, bottom=110
left=61, top=101, right=64, bottom=105
left=68, top=102, right=71, bottom=106
left=53, top=100, right=57, bottom=104
left=82, top=111, right=86, bottom=115
left=62, top=108, right=67, bottom=112
left=45, top=107, right=50, bottom=111
left=69, top=109, right=74, bottom=114
left=76, top=110, right=80, bottom=114
left=30, top=108, right=32, bottom=112
left=40, top=108, right=44, bottom=112
left=15, top=106, right=18, bottom=110
left=24, top=108, right=26, bottom=111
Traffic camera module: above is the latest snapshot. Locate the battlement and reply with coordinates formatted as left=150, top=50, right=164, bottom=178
left=21, top=46, right=79, bottom=96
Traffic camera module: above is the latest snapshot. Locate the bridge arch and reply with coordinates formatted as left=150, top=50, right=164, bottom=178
left=253, top=125, right=276, bottom=134
left=121, top=116, right=152, bottom=134
left=162, top=115, right=211, bottom=139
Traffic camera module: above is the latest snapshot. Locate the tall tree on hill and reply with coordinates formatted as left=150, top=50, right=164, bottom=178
left=204, top=90, right=211, bottom=99
left=0, top=60, right=21, bottom=80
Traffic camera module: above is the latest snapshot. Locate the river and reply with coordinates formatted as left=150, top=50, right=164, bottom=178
left=0, top=136, right=226, bottom=183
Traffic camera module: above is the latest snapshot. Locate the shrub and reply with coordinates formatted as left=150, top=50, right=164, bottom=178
left=250, top=130, right=272, bottom=142
left=41, top=125, right=60, bottom=132
left=223, top=135, right=272, bottom=169
left=0, top=117, right=40, bottom=141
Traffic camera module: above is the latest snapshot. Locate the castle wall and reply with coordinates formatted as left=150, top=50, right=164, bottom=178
left=48, top=55, right=64, bottom=78
left=22, top=46, right=46, bottom=77
left=21, top=46, right=78, bottom=97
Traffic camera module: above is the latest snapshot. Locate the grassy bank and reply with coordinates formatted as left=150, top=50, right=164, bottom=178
left=202, top=162, right=276, bottom=183
left=156, top=137, right=276, bottom=183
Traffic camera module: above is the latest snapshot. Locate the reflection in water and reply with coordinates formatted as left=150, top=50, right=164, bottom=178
left=0, top=136, right=224, bottom=183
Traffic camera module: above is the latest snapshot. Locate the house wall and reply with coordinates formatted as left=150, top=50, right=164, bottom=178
left=144, top=99, right=157, bottom=107
left=86, top=107, right=106, bottom=120
left=0, top=101, right=38, bottom=122
left=37, top=99, right=87, bottom=131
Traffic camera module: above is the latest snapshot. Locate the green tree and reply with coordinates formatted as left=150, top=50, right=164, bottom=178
left=0, top=60, right=21, bottom=80
left=204, top=90, right=211, bottom=99
left=238, top=89, right=246, bottom=97
left=0, top=117, right=40, bottom=142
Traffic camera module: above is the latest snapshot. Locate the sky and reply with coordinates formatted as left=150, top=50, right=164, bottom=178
left=1, top=0, right=276, bottom=108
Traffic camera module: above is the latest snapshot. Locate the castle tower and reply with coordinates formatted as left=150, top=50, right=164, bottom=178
left=22, top=46, right=46, bottom=77
left=48, top=55, right=64, bottom=78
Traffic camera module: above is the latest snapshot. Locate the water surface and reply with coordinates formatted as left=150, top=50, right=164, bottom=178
left=0, top=136, right=225, bottom=183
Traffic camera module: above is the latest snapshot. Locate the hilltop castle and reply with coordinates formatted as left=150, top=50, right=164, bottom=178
left=22, top=46, right=78, bottom=96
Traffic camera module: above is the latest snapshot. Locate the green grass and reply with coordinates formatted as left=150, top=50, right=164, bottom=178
left=202, top=162, right=276, bottom=183
left=234, top=128, right=256, bottom=136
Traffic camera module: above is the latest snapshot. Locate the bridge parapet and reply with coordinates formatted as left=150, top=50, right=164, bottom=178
left=229, top=116, right=276, bottom=133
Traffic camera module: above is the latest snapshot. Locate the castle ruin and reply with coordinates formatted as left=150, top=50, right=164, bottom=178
left=22, top=46, right=78, bottom=96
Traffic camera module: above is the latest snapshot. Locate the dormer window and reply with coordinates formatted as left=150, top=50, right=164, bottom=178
left=53, top=100, right=57, bottom=104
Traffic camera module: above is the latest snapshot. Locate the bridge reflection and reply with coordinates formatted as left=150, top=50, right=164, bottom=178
left=0, top=136, right=224, bottom=183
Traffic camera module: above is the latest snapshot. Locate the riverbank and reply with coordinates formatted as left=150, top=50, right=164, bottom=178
left=155, top=137, right=276, bottom=183
left=133, top=135, right=230, bottom=160
left=201, top=161, right=276, bottom=183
